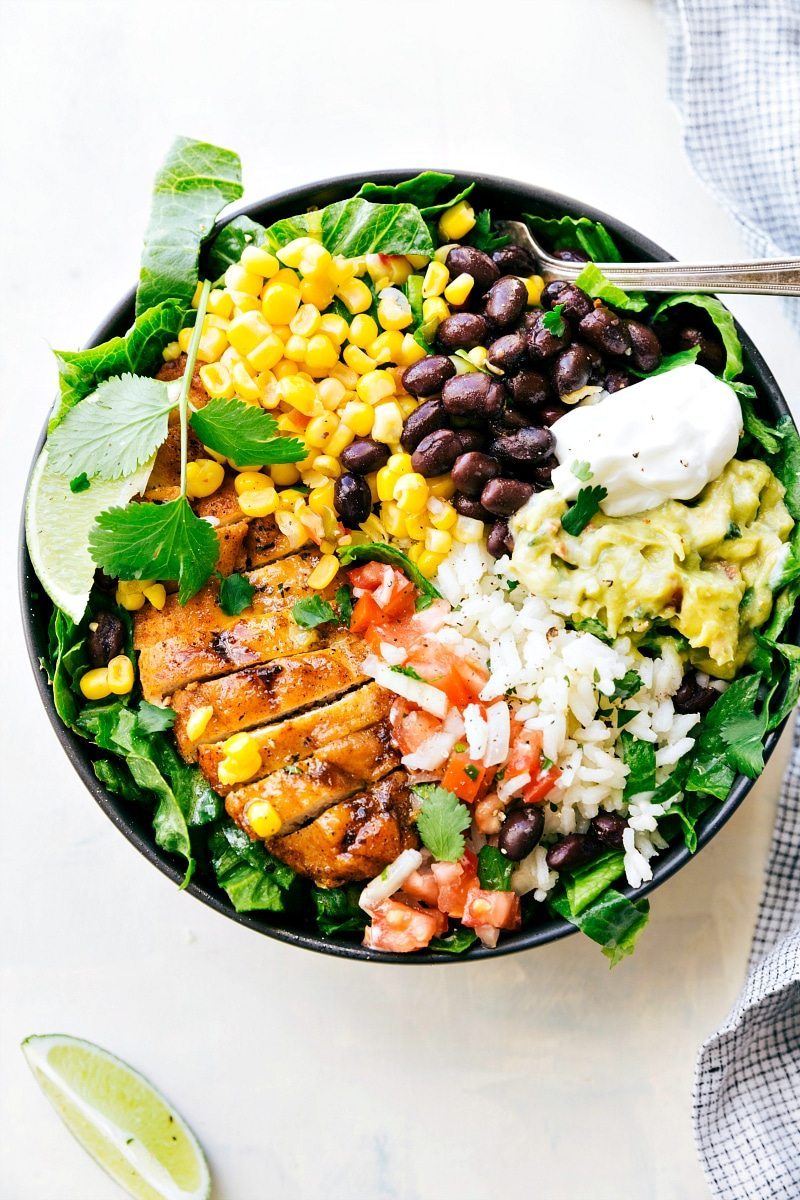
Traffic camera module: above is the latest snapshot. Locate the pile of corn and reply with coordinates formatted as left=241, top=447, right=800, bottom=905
left=154, top=201, right=543, bottom=595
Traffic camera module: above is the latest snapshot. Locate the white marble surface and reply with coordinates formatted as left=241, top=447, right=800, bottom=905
left=1, top=2, right=798, bottom=1197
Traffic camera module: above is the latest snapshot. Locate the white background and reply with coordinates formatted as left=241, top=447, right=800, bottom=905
left=2, top=2, right=798, bottom=1198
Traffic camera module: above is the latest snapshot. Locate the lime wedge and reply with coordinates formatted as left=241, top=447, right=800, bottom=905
left=21, top=1034, right=210, bottom=1200
left=25, top=447, right=153, bottom=624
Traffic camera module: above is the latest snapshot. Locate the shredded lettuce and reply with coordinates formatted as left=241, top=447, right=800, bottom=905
left=652, top=293, right=743, bottom=381
left=573, top=262, right=648, bottom=313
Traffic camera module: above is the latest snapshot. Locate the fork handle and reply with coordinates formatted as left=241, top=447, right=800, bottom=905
left=548, top=258, right=800, bottom=297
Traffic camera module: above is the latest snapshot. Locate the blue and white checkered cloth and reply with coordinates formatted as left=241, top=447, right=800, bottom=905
left=658, top=2, right=800, bottom=1194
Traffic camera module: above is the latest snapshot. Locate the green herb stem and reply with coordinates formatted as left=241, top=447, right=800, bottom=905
left=179, top=280, right=211, bottom=497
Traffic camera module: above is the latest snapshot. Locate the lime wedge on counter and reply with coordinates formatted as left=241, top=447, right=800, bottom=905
left=21, top=1034, right=211, bottom=1200
left=25, top=447, right=153, bottom=624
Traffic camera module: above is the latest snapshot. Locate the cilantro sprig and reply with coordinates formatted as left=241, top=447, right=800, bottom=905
left=413, top=784, right=471, bottom=862
left=561, top=485, right=608, bottom=536
left=542, top=304, right=566, bottom=337
left=217, top=572, right=256, bottom=616
left=190, top=398, right=304, bottom=466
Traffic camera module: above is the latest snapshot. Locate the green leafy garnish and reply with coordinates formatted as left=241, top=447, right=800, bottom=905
left=550, top=885, right=649, bottom=966
left=652, top=294, right=743, bottom=381
left=561, top=485, right=608, bottom=536
left=732, top=381, right=785, bottom=455
left=621, top=732, right=656, bottom=798
left=291, top=595, right=337, bottom=629
left=430, top=928, right=478, bottom=954
left=390, top=665, right=424, bottom=681
left=542, top=305, right=566, bottom=337
left=478, top=845, right=514, bottom=891
left=48, top=374, right=175, bottom=481
left=337, top=541, right=443, bottom=610
left=630, top=345, right=701, bottom=379
left=205, top=214, right=266, bottom=280
left=135, top=700, right=177, bottom=733
left=523, top=213, right=622, bottom=263
left=209, top=820, right=297, bottom=913
left=467, top=209, right=508, bottom=252
left=413, top=784, right=471, bottom=862
left=263, top=197, right=434, bottom=259
left=357, top=172, right=475, bottom=218
left=217, top=572, right=255, bottom=616
left=189, top=398, right=305, bottom=466
left=570, top=460, right=592, bottom=482
left=719, top=712, right=766, bottom=778
left=608, top=670, right=641, bottom=703
left=311, top=885, right=366, bottom=937
left=686, top=674, right=762, bottom=799
left=573, top=262, right=648, bottom=313
left=334, top=585, right=353, bottom=626
left=563, top=851, right=625, bottom=915
left=571, top=617, right=613, bottom=643
left=69, top=473, right=90, bottom=494
left=136, top=136, right=243, bottom=316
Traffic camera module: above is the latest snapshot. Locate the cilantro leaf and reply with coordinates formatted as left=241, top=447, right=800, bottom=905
left=571, top=617, right=613, bottom=643
left=70, top=473, right=90, bottom=494
left=607, top=670, right=642, bottom=703
left=413, top=784, right=471, bottom=862
left=190, top=398, right=305, bottom=466
left=218, top=572, right=255, bottom=616
left=47, top=374, right=176, bottom=481
left=334, top=585, right=353, bottom=626
left=570, top=460, right=592, bottom=482
left=390, top=664, right=423, bottom=681
left=89, top=495, right=219, bottom=604
left=337, top=541, right=442, bottom=610
left=542, top=305, right=566, bottom=337
left=561, top=485, right=608, bottom=536
left=136, top=700, right=177, bottom=733
left=478, top=845, right=514, bottom=891
left=291, top=595, right=336, bottom=628
left=621, top=732, right=656, bottom=798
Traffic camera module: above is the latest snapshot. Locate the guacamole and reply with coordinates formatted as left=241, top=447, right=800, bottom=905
left=511, top=459, right=793, bottom=678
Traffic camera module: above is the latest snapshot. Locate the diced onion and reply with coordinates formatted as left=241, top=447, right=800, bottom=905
left=402, top=708, right=464, bottom=771
left=484, top=701, right=511, bottom=767
left=464, top=704, right=488, bottom=761
left=365, top=656, right=449, bottom=718
left=497, top=771, right=530, bottom=802
left=475, top=924, right=500, bottom=948
left=379, top=641, right=407, bottom=666
left=359, top=849, right=423, bottom=912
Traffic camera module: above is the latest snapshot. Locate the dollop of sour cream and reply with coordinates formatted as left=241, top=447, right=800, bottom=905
left=549, top=363, right=743, bottom=517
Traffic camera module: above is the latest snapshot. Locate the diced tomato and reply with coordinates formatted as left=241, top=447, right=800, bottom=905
left=441, top=748, right=495, bottom=803
left=462, top=888, right=522, bottom=931
left=389, top=698, right=442, bottom=755
left=402, top=867, right=440, bottom=907
left=522, top=764, right=562, bottom=804
left=406, top=639, right=490, bottom=708
left=363, top=899, right=447, bottom=953
left=506, top=727, right=544, bottom=778
left=432, top=849, right=478, bottom=919
left=350, top=593, right=382, bottom=636
left=348, top=564, right=416, bottom=618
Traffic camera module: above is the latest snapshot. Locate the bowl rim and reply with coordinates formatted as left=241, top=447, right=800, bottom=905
left=19, top=167, right=798, bottom=963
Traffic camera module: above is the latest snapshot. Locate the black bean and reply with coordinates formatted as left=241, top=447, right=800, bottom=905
left=401, top=399, right=448, bottom=452
left=626, top=320, right=662, bottom=373
left=411, top=429, right=463, bottom=477
left=498, top=802, right=545, bottom=860
left=483, top=276, right=528, bottom=328
left=481, top=477, right=534, bottom=515
left=454, top=492, right=492, bottom=521
left=542, top=281, right=594, bottom=323
left=492, top=245, right=536, bottom=275
left=525, top=456, right=557, bottom=487
left=590, top=812, right=628, bottom=851
left=491, top=426, right=554, bottom=466
left=578, top=305, right=632, bottom=357
left=455, top=428, right=489, bottom=453
left=673, top=673, right=719, bottom=716
left=527, top=312, right=572, bottom=360
left=491, top=407, right=530, bottom=434
left=340, top=438, right=390, bottom=475
left=552, top=247, right=589, bottom=263
left=88, top=611, right=125, bottom=667
left=545, top=833, right=602, bottom=871
left=677, top=326, right=727, bottom=375
left=507, top=368, right=550, bottom=408
left=487, top=519, right=515, bottom=560
left=401, top=355, right=456, bottom=398
left=334, top=474, right=372, bottom=528
left=437, top=312, right=488, bottom=351
left=604, top=370, right=631, bottom=394
left=538, top=401, right=569, bottom=426
left=451, top=452, right=501, bottom=497
left=553, top=344, right=594, bottom=398
left=487, top=332, right=528, bottom=373
left=442, top=373, right=504, bottom=417
left=445, top=246, right=499, bottom=294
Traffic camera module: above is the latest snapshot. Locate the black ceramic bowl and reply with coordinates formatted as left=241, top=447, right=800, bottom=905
left=20, top=170, right=799, bottom=962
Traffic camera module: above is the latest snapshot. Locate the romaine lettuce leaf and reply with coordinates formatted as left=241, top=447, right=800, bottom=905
left=357, top=172, right=475, bottom=217
left=686, top=673, right=763, bottom=799
left=523, top=214, right=622, bottom=263
left=563, top=852, right=625, bottom=915
left=652, top=294, right=743, bottom=380
left=550, top=886, right=650, bottom=966
left=311, top=885, right=366, bottom=936
left=209, top=820, right=296, bottom=913
left=263, top=196, right=434, bottom=258
left=732, top=381, right=786, bottom=456
left=573, top=262, right=648, bottom=313
left=631, top=346, right=701, bottom=379
left=205, top=214, right=266, bottom=280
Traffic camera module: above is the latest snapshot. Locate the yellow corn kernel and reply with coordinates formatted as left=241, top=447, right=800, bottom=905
left=227, top=311, right=272, bottom=357
left=422, top=260, right=450, bottom=298
left=186, top=705, right=214, bottom=743
left=525, top=275, right=545, bottom=306
left=271, top=268, right=301, bottom=289
left=247, top=799, right=282, bottom=839
left=273, top=359, right=299, bottom=380
left=381, top=502, right=407, bottom=538
left=229, top=291, right=262, bottom=314
left=310, top=483, right=337, bottom=517
left=257, top=370, right=280, bottom=410
left=404, top=511, right=428, bottom=541
left=428, top=474, right=457, bottom=500
left=341, top=400, right=374, bottom=437
left=425, top=528, right=453, bottom=555
left=438, top=200, right=476, bottom=241
left=421, top=297, right=450, bottom=338
left=362, top=473, right=378, bottom=505
left=444, top=272, right=475, bottom=305
left=142, top=583, right=167, bottom=610
left=246, top=333, right=284, bottom=373
left=325, top=424, right=355, bottom=459
left=115, top=587, right=145, bottom=612
left=241, top=246, right=280, bottom=279
left=277, top=411, right=309, bottom=437
left=190, top=281, right=205, bottom=308
left=80, top=667, right=112, bottom=701
left=231, top=361, right=262, bottom=401
left=234, top=470, right=264, bottom=495
left=298, top=242, right=332, bottom=278
left=407, top=254, right=430, bottom=270
left=376, top=465, right=401, bottom=502
left=271, top=463, right=301, bottom=487
left=290, top=303, right=321, bottom=338
left=275, top=510, right=308, bottom=549
left=398, top=396, right=417, bottom=418
left=283, top=333, right=308, bottom=363
left=312, top=455, right=341, bottom=480
left=305, top=411, right=339, bottom=449
left=161, top=340, right=181, bottom=363
left=343, top=345, right=377, bottom=376
left=467, top=346, right=489, bottom=371
left=186, top=458, right=225, bottom=499
left=360, top=513, right=388, bottom=542
left=277, top=487, right=307, bottom=510
left=117, top=579, right=154, bottom=595
left=371, top=401, right=404, bottom=445
left=198, top=362, right=234, bottom=399
left=204, top=314, right=230, bottom=333
left=262, top=281, right=301, bottom=325
left=276, top=237, right=318, bottom=269
left=277, top=374, right=317, bottom=415
left=307, top=553, right=340, bottom=590
left=377, top=290, right=413, bottom=331
left=453, top=513, right=485, bottom=543
left=220, top=345, right=248, bottom=373
left=407, top=541, right=423, bottom=565
left=417, top=550, right=445, bottom=578
left=197, top=327, right=228, bottom=363
left=329, top=362, right=359, bottom=389
left=336, top=278, right=373, bottom=314
left=394, top=472, right=429, bottom=514
left=387, top=452, right=413, bottom=473
left=238, top=486, right=278, bottom=518
left=177, top=326, right=193, bottom=354
left=299, top=276, right=334, bottom=309
left=428, top=499, right=457, bottom=531
left=219, top=733, right=262, bottom=786
left=348, top=314, right=379, bottom=348
left=105, top=654, right=135, bottom=696
left=399, top=334, right=427, bottom=367
left=368, top=331, right=405, bottom=364
left=316, top=377, right=347, bottom=411
left=224, top=264, right=264, bottom=296
left=356, top=370, right=395, bottom=406
left=318, top=313, right=349, bottom=345
left=206, top=287, right=233, bottom=317
left=305, top=334, right=339, bottom=373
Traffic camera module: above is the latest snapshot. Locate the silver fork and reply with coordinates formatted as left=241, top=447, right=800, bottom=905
left=497, top=220, right=800, bottom=296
